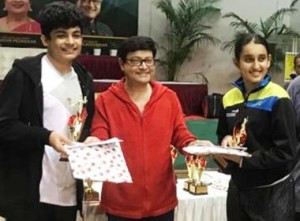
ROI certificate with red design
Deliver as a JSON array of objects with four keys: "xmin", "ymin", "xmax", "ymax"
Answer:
[{"xmin": 65, "ymin": 138, "xmax": 132, "ymax": 183}]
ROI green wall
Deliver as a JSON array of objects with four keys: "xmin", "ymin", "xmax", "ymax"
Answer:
[{"xmin": 174, "ymin": 119, "xmax": 219, "ymax": 170}]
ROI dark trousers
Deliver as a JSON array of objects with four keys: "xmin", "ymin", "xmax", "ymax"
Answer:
[
  {"xmin": 0, "ymin": 201, "xmax": 38, "ymax": 221},
  {"xmin": 227, "ymin": 177, "xmax": 295, "ymax": 221},
  {"xmin": 295, "ymin": 212, "xmax": 300, "ymax": 221},
  {"xmin": 37, "ymin": 202, "xmax": 77, "ymax": 221},
  {"xmin": 107, "ymin": 209, "xmax": 174, "ymax": 221},
  {"xmin": 0, "ymin": 205, "xmax": 38, "ymax": 221}
]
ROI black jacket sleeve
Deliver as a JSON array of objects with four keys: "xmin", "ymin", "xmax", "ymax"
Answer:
[{"xmin": 0, "ymin": 66, "xmax": 51, "ymax": 150}]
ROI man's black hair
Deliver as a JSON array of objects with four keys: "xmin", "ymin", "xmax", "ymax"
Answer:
[{"xmin": 37, "ymin": 1, "xmax": 85, "ymax": 39}]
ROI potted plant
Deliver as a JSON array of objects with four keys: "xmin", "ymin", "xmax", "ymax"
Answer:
[
  {"xmin": 155, "ymin": 0, "xmax": 221, "ymax": 81},
  {"xmin": 222, "ymin": 0, "xmax": 300, "ymax": 73}
]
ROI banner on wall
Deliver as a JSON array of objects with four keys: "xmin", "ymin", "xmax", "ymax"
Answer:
[
  {"xmin": 0, "ymin": 0, "xmax": 138, "ymax": 53},
  {"xmin": 284, "ymin": 52, "xmax": 298, "ymax": 81}
]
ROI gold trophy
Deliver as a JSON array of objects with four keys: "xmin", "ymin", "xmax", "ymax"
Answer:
[
  {"xmin": 83, "ymin": 178, "xmax": 99, "ymax": 202},
  {"xmin": 184, "ymin": 155, "xmax": 194, "ymax": 191},
  {"xmin": 188, "ymin": 156, "xmax": 208, "ymax": 195},
  {"xmin": 170, "ymin": 145, "xmax": 178, "ymax": 182},
  {"xmin": 60, "ymin": 96, "xmax": 88, "ymax": 162},
  {"xmin": 66, "ymin": 97, "xmax": 101, "ymax": 202},
  {"xmin": 68, "ymin": 97, "xmax": 101, "ymax": 202},
  {"xmin": 170, "ymin": 145, "xmax": 178, "ymax": 165}
]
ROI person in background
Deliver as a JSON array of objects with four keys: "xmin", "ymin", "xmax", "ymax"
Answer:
[
  {"xmin": 285, "ymin": 54, "xmax": 300, "ymax": 89},
  {"xmin": 76, "ymin": 0, "xmax": 113, "ymax": 55},
  {"xmin": 0, "ymin": 2, "xmax": 94, "ymax": 221},
  {"xmin": 85, "ymin": 36, "xmax": 213, "ymax": 220},
  {"xmin": 290, "ymin": 54, "xmax": 300, "ymax": 80},
  {"xmin": 0, "ymin": 0, "xmax": 40, "ymax": 33},
  {"xmin": 287, "ymin": 55, "xmax": 300, "ymax": 221},
  {"xmin": 217, "ymin": 33, "xmax": 297, "ymax": 221},
  {"xmin": 76, "ymin": 0, "xmax": 112, "ymax": 36}
]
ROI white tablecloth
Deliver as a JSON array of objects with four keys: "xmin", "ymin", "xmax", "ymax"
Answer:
[
  {"xmin": 80, "ymin": 171, "xmax": 229, "ymax": 221},
  {"xmin": 175, "ymin": 171, "xmax": 229, "ymax": 221}
]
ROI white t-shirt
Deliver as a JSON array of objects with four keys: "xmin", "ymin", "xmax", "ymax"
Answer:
[{"xmin": 39, "ymin": 55, "xmax": 82, "ymax": 206}]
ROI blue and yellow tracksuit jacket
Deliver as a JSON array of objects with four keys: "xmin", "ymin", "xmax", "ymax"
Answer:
[{"xmin": 217, "ymin": 75, "xmax": 298, "ymax": 189}]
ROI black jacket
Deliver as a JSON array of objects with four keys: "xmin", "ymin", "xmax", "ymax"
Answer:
[{"xmin": 0, "ymin": 53, "xmax": 94, "ymax": 214}]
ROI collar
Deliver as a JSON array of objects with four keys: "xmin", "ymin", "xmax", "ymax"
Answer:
[{"xmin": 232, "ymin": 75, "xmax": 271, "ymax": 94}]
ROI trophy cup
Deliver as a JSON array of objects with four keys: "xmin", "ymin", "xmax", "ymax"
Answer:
[
  {"xmin": 170, "ymin": 145, "xmax": 178, "ymax": 165},
  {"xmin": 68, "ymin": 96, "xmax": 88, "ymax": 142},
  {"xmin": 170, "ymin": 145, "xmax": 178, "ymax": 182},
  {"xmin": 60, "ymin": 96, "xmax": 88, "ymax": 162},
  {"xmin": 232, "ymin": 118, "xmax": 248, "ymax": 147},
  {"xmin": 184, "ymin": 155, "xmax": 194, "ymax": 191},
  {"xmin": 83, "ymin": 178, "xmax": 100, "ymax": 202},
  {"xmin": 189, "ymin": 156, "xmax": 208, "ymax": 195}
]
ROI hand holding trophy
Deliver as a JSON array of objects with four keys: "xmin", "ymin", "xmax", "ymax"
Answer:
[{"xmin": 60, "ymin": 96, "xmax": 88, "ymax": 162}]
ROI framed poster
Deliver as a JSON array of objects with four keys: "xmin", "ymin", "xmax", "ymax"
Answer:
[
  {"xmin": 284, "ymin": 52, "xmax": 298, "ymax": 81},
  {"xmin": 0, "ymin": 0, "xmax": 138, "ymax": 52}
]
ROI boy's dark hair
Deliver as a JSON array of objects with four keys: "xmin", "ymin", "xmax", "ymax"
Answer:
[
  {"xmin": 37, "ymin": 1, "xmax": 85, "ymax": 39},
  {"xmin": 117, "ymin": 36, "xmax": 157, "ymax": 61},
  {"xmin": 234, "ymin": 33, "xmax": 270, "ymax": 60}
]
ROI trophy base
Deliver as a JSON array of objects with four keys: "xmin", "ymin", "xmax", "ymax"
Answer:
[
  {"xmin": 84, "ymin": 191, "xmax": 99, "ymax": 202},
  {"xmin": 183, "ymin": 180, "xmax": 192, "ymax": 191},
  {"xmin": 189, "ymin": 182, "xmax": 208, "ymax": 195}
]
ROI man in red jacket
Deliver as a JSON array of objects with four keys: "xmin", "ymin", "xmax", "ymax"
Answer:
[{"xmin": 87, "ymin": 36, "xmax": 213, "ymax": 220}]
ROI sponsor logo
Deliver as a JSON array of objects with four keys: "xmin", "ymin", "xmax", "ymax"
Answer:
[{"xmin": 226, "ymin": 108, "xmax": 239, "ymax": 117}]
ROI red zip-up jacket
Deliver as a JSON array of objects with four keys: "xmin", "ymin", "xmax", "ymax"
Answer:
[{"xmin": 91, "ymin": 78, "xmax": 196, "ymax": 218}]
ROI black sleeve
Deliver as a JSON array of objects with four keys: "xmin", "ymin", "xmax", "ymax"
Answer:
[
  {"xmin": 0, "ymin": 67, "xmax": 50, "ymax": 150},
  {"xmin": 242, "ymin": 98, "xmax": 298, "ymax": 170}
]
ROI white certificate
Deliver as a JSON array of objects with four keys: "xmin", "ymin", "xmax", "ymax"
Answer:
[
  {"xmin": 65, "ymin": 137, "xmax": 132, "ymax": 183},
  {"xmin": 183, "ymin": 145, "xmax": 251, "ymax": 157}
]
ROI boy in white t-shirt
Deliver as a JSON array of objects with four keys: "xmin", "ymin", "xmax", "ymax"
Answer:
[{"xmin": 0, "ymin": 2, "xmax": 94, "ymax": 221}]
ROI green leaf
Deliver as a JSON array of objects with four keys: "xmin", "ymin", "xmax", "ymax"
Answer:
[{"xmin": 155, "ymin": 0, "xmax": 221, "ymax": 81}]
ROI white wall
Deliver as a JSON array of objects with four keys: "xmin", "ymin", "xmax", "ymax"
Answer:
[
  {"xmin": 0, "ymin": 47, "xmax": 46, "ymax": 79},
  {"xmin": 138, "ymin": 0, "xmax": 293, "ymax": 93}
]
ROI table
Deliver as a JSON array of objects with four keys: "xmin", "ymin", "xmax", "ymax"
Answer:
[
  {"xmin": 175, "ymin": 171, "xmax": 229, "ymax": 221},
  {"xmin": 93, "ymin": 79, "xmax": 208, "ymax": 116},
  {"xmin": 80, "ymin": 171, "xmax": 229, "ymax": 221}
]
